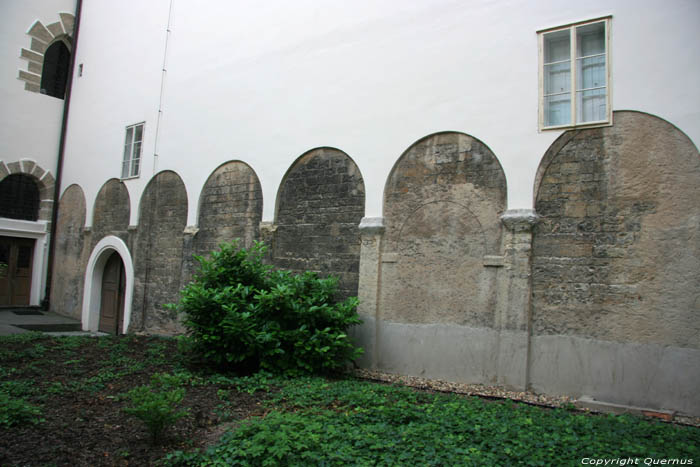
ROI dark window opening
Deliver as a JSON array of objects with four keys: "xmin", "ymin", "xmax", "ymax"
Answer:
[
  {"xmin": 0, "ymin": 175, "xmax": 40, "ymax": 221},
  {"xmin": 40, "ymin": 41, "xmax": 70, "ymax": 99}
]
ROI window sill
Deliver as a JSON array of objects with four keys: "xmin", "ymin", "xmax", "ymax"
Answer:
[
  {"xmin": 540, "ymin": 119, "xmax": 612, "ymax": 132},
  {"xmin": 120, "ymin": 175, "xmax": 140, "ymax": 181}
]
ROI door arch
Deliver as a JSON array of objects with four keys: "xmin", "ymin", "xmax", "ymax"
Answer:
[{"xmin": 82, "ymin": 236, "xmax": 134, "ymax": 333}]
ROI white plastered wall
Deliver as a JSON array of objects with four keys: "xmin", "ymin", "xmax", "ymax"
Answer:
[{"xmin": 61, "ymin": 0, "xmax": 700, "ymax": 226}]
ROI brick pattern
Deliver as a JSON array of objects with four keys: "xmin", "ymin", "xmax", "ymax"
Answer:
[
  {"xmin": 51, "ymin": 185, "xmax": 86, "ymax": 319},
  {"xmin": 92, "ymin": 179, "xmax": 131, "ymax": 246},
  {"xmin": 381, "ymin": 132, "xmax": 506, "ymax": 325},
  {"xmin": 532, "ymin": 112, "xmax": 700, "ymax": 348},
  {"xmin": 132, "ymin": 172, "xmax": 187, "ymax": 333},
  {"xmin": 273, "ymin": 148, "xmax": 365, "ymax": 300},
  {"xmin": 195, "ymin": 161, "xmax": 263, "ymax": 256}
]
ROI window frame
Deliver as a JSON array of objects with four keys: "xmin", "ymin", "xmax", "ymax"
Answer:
[
  {"xmin": 121, "ymin": 122, "xmax": 145, "ymax": 180},
  {"xmin": 538, "ymin": 16, "xmax": 612, "ymax": 131}
]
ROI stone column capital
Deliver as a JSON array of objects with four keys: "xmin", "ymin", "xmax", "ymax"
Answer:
[
  {"xmin": 500, "ymin": 209, "xmax": 540, "ymax": 232},
  {"xmin": 358, "ymin": 217, "xmax": 385, "ymax": 235}
]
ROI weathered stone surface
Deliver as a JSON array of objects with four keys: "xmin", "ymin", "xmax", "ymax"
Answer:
[
  {"xmin": 27, "ymin": 62, "xmax": 42, "ymax": 75},
  {"xmin": 132, "ymin": 171, "xmax": 187, "ymax": 334},
  {"xmin": 92, "ymin": 179, "xmax": 130, "ymax": 246},
  {"xmin": 51, "ymin": 185, "xmax": 86, "ymax": 319},
  {"xmin": 59, "ymin": 13, "xmax": 75, "ymax": 35},
  {"xmin": 30, "ymin": 38, "xmax": 47, "ymax": 54},
  {"xmin": 195, "ymin": 161, "xmax": 262, "ymax": 256},
  {"xmin": 533, "ymin": 111, "xmax": 700, "ymax": 350},
  {"xmin": 272, "ymin": 148, "xmax": 365, "ymax": 299},
  {"xmin": 380, "ymin": 132, "xmax": 506, "ymax": 326},
  {"xmin": 21, "ymin": 48, "xmax": 43, "ymax": 64},
  {"xmin": 46, "ymin": 22, "xmax": 64, "ymax": 38},
  {"xmin": 28, "ymin": 21, "xmax": 53, "ymax": 44}
]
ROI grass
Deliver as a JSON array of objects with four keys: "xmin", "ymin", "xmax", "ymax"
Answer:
[{"xmin": 0, "ymin": 333, "xmax": 697, "ymax": 466}]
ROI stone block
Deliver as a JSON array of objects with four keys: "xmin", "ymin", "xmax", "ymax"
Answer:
[
  {"xmin": 28, "ymin": 62, "xmax": 42, "ymax": 74},
  {"xmin": 30, "ymin": 38, "xmax": 47, "ymax": 54},
  {"xmin": 19, "ymin": 70, "xmax": 41, "ymax": 84},
  {"xmin": 27, "ymin": 21, "xmax": 54, "ymax": 43},
  {"xmin": 60, "ymin": 13, "xmax": 75, "ymax": 35},
  {"xmin": 46, "ymin": 22, "xmax": 64, "ymax": 37},
  {"xmin": 21, "ymin": 48, "xmax": 44, "ymax": 64}
]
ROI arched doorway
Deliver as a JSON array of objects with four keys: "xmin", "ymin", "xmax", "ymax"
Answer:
[
  {"xmin": 82, "ymin": 236, "xmax": 134, "ymax": 334},
  {"xmin": 98, "ymin": 252, "xmax": 125, "ymax": 335}
]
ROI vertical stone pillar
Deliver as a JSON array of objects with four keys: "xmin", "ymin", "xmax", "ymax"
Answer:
[
  {"xmin": 354, "ymin": 217, "xmax": 385, "ymax": 368},
  {"xmin": 495, "ymin": 209, "xmax": 539, "ymax": 390},
  {"xmin": 258, "ymin": 221, "xmax": 277, "ymax": 263}
]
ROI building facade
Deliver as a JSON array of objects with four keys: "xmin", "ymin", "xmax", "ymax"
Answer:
[{"xmin": 2, "ymin": 0, "xmax": 699, "ymax": 416}]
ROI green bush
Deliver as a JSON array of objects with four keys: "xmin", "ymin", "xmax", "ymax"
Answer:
[
  {"xmin": 0, "ymin": 391, "xmax": 43, "ymax": 428},
  {"xmin": 122, "ymin": 373, "xmax": 188, "ymax": 444},
  {"xmin": 171, "ymin": 241, "xmax": 363, "ymax": 375}
]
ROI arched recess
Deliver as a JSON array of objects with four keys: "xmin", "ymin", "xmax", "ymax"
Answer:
[
  {"xmin": 273, "ymin": 147, "xmax": 365, "ymax": 299},
  {"xmin": 132, "ymin": 171, "xmax": 187, "ymax": 334},
  {"xmin": 92, "ymin": 178, "xmax": 130, "ymax": 245},
  {"xmin": 376, "ymin": 131, "xmax": 506, "ymax": 382},
  {"xmin": 18, "ymin": 13, "xmax": 75, "ymax": 96},
  {"xmin": 51, "ymin": 184, "xmax": 86, "ymax": 319},
  {"xmin": 195, "ymin": 160, "xmax": 263, "ymax": 256},
  {"xmin": 0, "ymin": 159, "xmax": 55, "ymax": 222},
  {"xmin": 531, "ymin": 111, "xmax": 700, "ymax": 414},
  {"xmin": 82, "ymin": 236, "xmax": 134, "ymax": 333}
]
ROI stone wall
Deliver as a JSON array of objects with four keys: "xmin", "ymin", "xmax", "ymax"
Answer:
[
  {"xmin": 370, "ymin": 132, "xmax": 507, "ymax": 383},
  {"xmin": 531, "ymin": 111, "xmax": 700, "ymax": 414},
  {"xmin": 51, "ymin": 184, "xmax": 86, "ymax": 319},
  {"xmin": 132, "ymin": 171, "xmax": 188, "ymax": 334},
  {"xmin": 272, "ymin": 148, "xmax": 365, "ymax": 299},
  {"xmin": 195, "ymin": 161, "xmax": 263, "ymax": 257},
  {"xmin": 91, "ymin": 179, "xmax": 130, "ymax": 247}
]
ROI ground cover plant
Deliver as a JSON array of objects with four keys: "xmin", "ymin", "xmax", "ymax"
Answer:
[
  {"xmin": 171, "ymin": 241, "xmax": 363, "ymax": 375},
  {"xmin": 1, "ymin": 333, "xmax": 698, "ymax": 466}
]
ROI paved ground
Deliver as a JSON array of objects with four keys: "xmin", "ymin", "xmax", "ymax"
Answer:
[{"xmin": 0, "ymin": 307, "xmax": 104, "ymax": 336}]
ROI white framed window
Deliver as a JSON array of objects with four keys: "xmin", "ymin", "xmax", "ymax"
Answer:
[
  {"xmin": 538, "ymin": 17, "xmax": 611, "ymax": 130},
  {"xmin": 122, "ymin": 122, "xmax": 144, "ymax": 178}
]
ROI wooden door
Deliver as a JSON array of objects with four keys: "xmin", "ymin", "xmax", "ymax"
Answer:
[
  {"xmin": 99, "ymin": 252, "xmax": 125, "ymax": 335},
  {"xmin": 0, "ymin": 236, "xmax": 35, "ymax": 306}
]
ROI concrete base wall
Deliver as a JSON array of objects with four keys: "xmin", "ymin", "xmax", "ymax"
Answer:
[{"xmin": 530, "ymin": 335, "xmax": 700, "ymax": 415}]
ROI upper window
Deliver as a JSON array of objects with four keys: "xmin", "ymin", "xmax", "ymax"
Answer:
[
  {"xmin": 122, "ymin": 123, "xmax": 144, "ymax": 179},
  {"xmin": 539, "ymin": 17, "xmax": 611, "ymax": 130},
  {"xmin": 40, "ymin": 40, "xmax": 71, "ymax": 99}
]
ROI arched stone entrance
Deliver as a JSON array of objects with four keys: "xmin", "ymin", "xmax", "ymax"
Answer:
[{"xmin": 82, "ymin": 236, "xmax": 134, "ymax": 334}]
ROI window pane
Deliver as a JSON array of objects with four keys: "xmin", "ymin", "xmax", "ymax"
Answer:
[
  {"xmin": 544, "ymin": 62, "xmax": 570, "ymax": 95},
  {"xmin": 122, "ymin": 160, "xmax": 130, "ymax": 179},
  {"xmin": 544, "ymin": 29, "xmax": 570, "ymax": 63},
  {"xmin": 124, "ymin": 127, "xmax": 134, "ymax": 146},
  {"xmin": 576, "ymin": 22, "xmax": 605, "ymax": 58},
  {"xmin": 134, "ymin": 124, "xmax": 143, "ymax": 143},
  {"xmin": 133, "ymin": 141, "xmax": 142, "ymax": 159},
  {"xmin": 545, "ymin": 93, "xmax": 571, "ymax": 126},
  {"xmin": 131, "ymin": 158, "xmax": 140, "ymax": 177},
  {"xmin": 123, "ymin": 142, "xmax": 132, "ymax": 163},
  {"xmin": 577, "ymin": 88, "xmax": 606, "ymax": 123},
  {"xmin": 577, "ymin": 55, "xmax": 605, "ymax": 90}
]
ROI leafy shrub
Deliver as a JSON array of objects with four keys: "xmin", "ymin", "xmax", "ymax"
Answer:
[
  {"xmin": 171, "ymin": 241, "xmax": 362, "ymax": 375},
  {"xmin": 0, "ymin": 391, "xmax": 43, "ymax": 428},
  {"xmin": 122, "ymin": 372, "xmax": 188, "ymax": 444}
]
